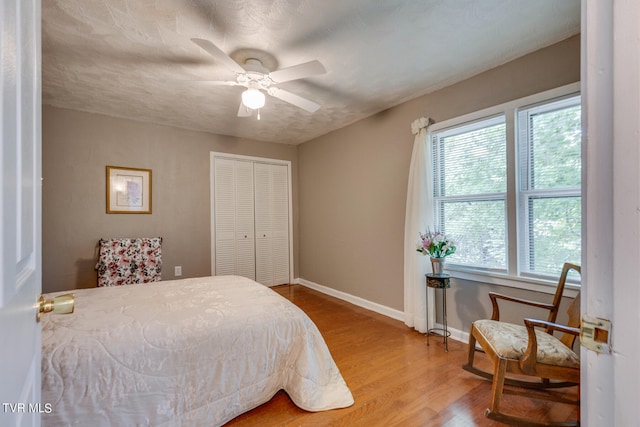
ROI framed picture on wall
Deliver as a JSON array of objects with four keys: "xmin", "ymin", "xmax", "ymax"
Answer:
[{"xmin": 106, "ymin": 166, "xmax": 152, "ymax": 214}]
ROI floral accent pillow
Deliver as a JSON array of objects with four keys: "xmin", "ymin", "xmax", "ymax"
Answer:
[{"xmin": 96, "ymin": 237, "xmax": 162, "ymax": 286}]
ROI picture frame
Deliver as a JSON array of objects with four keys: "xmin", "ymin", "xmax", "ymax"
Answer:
[{"xmin": 106, "ymin": 166, "xmax": 152, "ymax": 214}]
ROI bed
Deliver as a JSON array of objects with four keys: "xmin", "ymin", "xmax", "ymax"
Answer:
[{"xmin": 41, "ymin": 275, "xmax": 354, "ymax": 426}]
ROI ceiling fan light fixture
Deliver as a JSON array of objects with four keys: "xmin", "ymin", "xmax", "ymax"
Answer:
[{"xmin": 241, "ymin": 88, "xmax": 265, "ymax": 110}]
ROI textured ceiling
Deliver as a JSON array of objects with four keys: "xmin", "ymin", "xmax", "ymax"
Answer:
[{"xmin": 42, "ymin": 0, "xmax": 581, "ymax": 145}]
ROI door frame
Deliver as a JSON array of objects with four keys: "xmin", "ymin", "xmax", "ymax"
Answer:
[{"xmin": 209, "ymin": 152, "xmax": 294, "ymax": 284}]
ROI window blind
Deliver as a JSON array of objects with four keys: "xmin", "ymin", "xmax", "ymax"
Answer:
[
  {"xmin": 432, "ymin": 115, "xmax": 507, "ymax": 271},
  {"xmin": 517, "ymin": 95, "xmax": 581, "ymax": 276}
]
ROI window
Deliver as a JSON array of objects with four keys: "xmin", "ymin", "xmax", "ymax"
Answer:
[
  {"xmin": 517, "ymin": 96, "xmax": 581, "ymax": 277},
  {"xmin": 432, "ymin": 115, "xmax": 507, "ymax": 271},
  {"xmin": 431, "ymin": 85, "xmax": 581, "ymax": 285}
]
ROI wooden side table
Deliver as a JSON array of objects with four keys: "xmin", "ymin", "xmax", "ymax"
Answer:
[{"xmin": 425, "ymin": 273, "xmax": 451, "ymax": 352}]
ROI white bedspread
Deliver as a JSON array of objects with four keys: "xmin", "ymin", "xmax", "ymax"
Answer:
[{"xmin": 41, "ymin": 275, "xmax": 353, "ymax": 426}]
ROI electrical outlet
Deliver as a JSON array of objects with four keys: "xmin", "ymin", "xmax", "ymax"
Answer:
[{"xmin": 174, "ymin": 266, "xmax": 182, "ymax": 277}]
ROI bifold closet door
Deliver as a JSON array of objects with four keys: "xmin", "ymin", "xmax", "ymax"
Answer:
[
  {"xmin": 214, "ymin": 158, "xmax": 255, "ymax": 279},
  {"xmin": 254, "ymin": 163, "xmax": 290, "ymax": 286}
]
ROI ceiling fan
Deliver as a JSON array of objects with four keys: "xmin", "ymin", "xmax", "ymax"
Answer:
[{"xmin": 191, "ymin": 38, "xmax": 326, "ymax": 118}]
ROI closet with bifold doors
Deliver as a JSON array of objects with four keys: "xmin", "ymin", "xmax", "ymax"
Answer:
[{"xmin": 211, "ymin": 153, "xmax": 291, "ymax": 286}]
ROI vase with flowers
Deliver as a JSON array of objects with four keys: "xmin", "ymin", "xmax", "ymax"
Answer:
[{"xmin": 416, "ymin": 229, "xmax": 456, "ymax": 275}]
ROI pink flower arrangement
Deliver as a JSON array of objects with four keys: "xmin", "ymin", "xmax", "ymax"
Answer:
[{"xmin": 416, "ymin": 229, "xmax": 456, "ymax": 258}]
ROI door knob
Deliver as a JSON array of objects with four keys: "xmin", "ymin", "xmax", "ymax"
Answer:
[{"xmin": 37, "ymin": 293, "xmax": 75, "ymax": 322}]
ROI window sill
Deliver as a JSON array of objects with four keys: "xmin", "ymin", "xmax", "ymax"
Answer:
[{"xmin": 444, "ymin": 266, "xmax": 580, "ymax": 298}]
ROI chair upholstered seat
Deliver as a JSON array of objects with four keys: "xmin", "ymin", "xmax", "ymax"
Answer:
[{"xmin": 473, "ymin": 319, "xmax": 580, "ymax": 369}]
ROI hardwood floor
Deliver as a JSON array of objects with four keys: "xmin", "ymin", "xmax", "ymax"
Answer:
[{"xmin": 226, "ymin": 284, "xmax": 579, "ymax": 426}]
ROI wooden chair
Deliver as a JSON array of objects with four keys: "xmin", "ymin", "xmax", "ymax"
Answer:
[{"xmin": 462, "ymin": 263, "xmax": 581, "ymax": 426}]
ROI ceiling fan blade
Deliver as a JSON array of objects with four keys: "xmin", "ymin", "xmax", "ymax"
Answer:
[
  {"xmin": 171, "ymin": 80, "xmax": 238, "ymax": 86},
  {"xmin": 191, "ymin": 38, "xmax": 246, "ymax": 75},
  {"xmin": 196, "ymin": 80, "xmax": 239, "ymax": 86},
  {"xmin": 237, "ymin": 101, "xmax": 252, "ymax": 117},
  {"xmin": 269, "ymin": 60, "xmax": 326, "ymax": 83},
  {"xmin": 268, "ymin": 87, "xmax": 321, "ymax": 113}
]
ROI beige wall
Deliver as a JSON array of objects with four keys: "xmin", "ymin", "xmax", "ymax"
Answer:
[
  {"xmin": 43, "ymin": 35, "xmax": 580, "ymax": 331},
  {"xmin": 42, "ymin": 107, "xmax": 299, "ymax": 293},
  {"xmin": 297, "ymin": 35, "xmax": 581, "ymax": 330}
]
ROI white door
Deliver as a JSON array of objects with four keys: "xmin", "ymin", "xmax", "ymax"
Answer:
[
  {"xmin": 211, "ymin": 154, "xmax": 292, "ymax": 286},
  {"xmin": 582, "ymin": 0, "xmax": 640, "ymax": 424},
  {"xmin": 270, "ymin": 165, "xmax": 290, "ymax": 285},
  {"xmin": 213, "ymin": 158, "xmax": 256, "ymax": 279},
  {"xmin": 254, "ymin": 163, "xmax": 290, "ymax": 286},
  {"xmin": 0, "ymin": 0, "xmax": 43, "ymax": 426},
  {"xmin": 254, "ymin": 163, "xmax": 274, "ymax": 285},
  {"xmin": 213, "ymin": 158, "xmax": 238, "ymax": 275},
  {"xmin": 233, "ymin": 160, "xmax": 256, "ymax": 279}
]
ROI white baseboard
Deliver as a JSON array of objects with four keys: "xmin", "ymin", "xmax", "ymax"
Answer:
[
  {"xmin": 294, "ymin": 277, "xmax": 468, "ymax": 344},
  {"xmin": 294, "ymin": 277, "xmax": 405, "ymax": 321}
]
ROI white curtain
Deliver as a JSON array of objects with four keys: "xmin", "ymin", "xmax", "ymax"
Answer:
[{"xmin": 404, "ymin": 117, "xmax": 435, "ymax": 333}]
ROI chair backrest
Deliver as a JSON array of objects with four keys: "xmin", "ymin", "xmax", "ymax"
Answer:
[
  {"xmin": 560, "ymin": 291, "xmax": 581, "ymax": 349},
  {"xmin": 96, "ymin": 237, "xmax": 162, "ymax": 286},
  {"xmin": 547, "ymin": 263, "xmax": 581, "ymax": 349},
  {"xmin": 547, "ymin": 262, "xmax": 581, "ymax": 325}
]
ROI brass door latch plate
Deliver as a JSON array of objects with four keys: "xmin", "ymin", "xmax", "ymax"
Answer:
[{"xmin": 580, "ymin": 316, "xmax": 611, "ymax": 354}]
